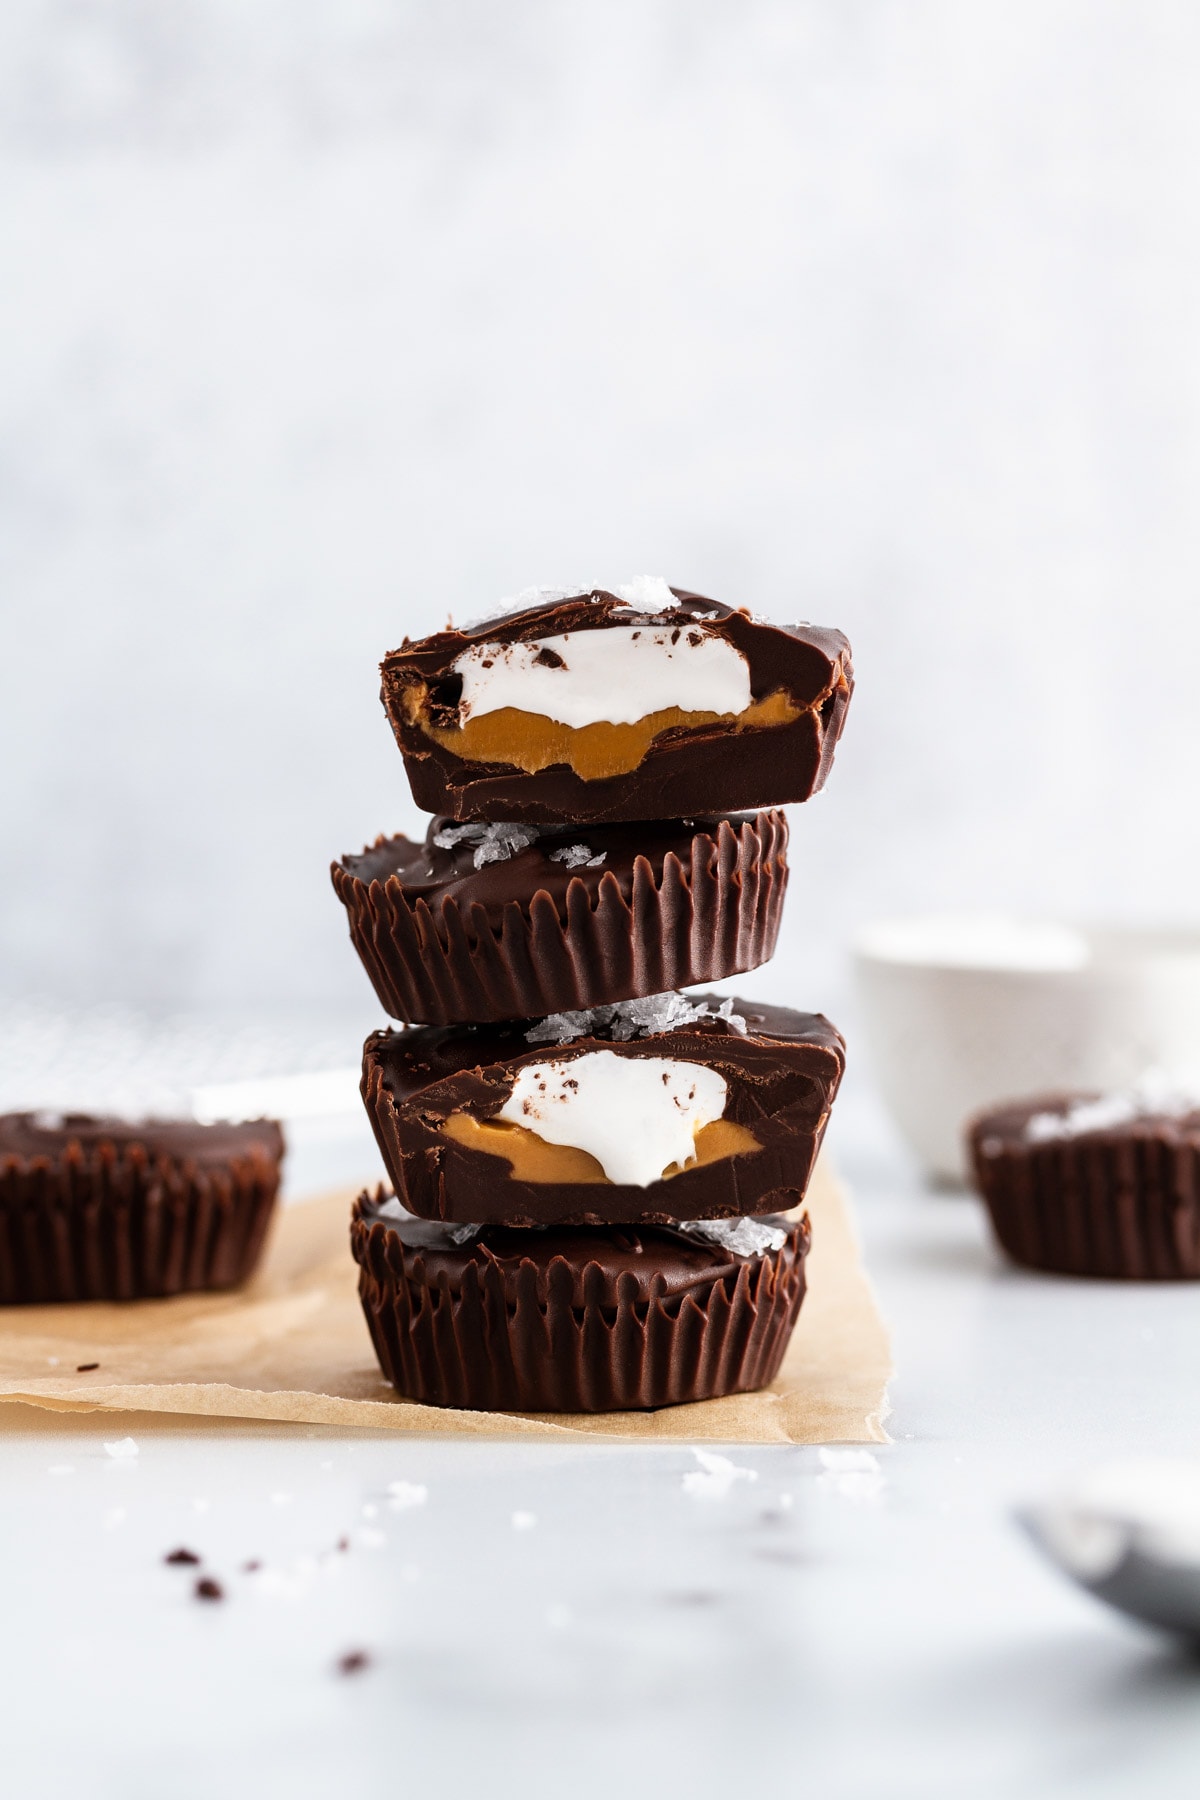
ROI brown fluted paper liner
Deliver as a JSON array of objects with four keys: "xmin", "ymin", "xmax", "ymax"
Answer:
[{"xmin": 0, "ymin": 1158, "xmax": 892, "ymax": 1443}]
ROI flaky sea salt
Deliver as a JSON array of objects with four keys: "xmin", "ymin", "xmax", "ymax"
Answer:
[
  {"xmin": 677, "ymin": 1216, "xmax": 788, "ymax": 1256},
  {"xmin": 458, "ymin": 587, "xmax": 587, "ymax": 632},
  {"xmin": 511, "ymin": 1510, "xmax": 538, "ymax": 1531},
  {"xmin": 1024, "ymin": 1073, "xmax": 1200, "ymax": 1142},
  {"xmin": 459, "ymin": 578, "xmax": 679, "ymax": 633},
  {"xmin": 432, "ymin": 821, "xmax": 539, "ymax": 868},
  {"xmin": 682, "ymin": 1449, "xmax": 758, "ymax": 1499},
  {"xmin": 612, "ymin": 575, "xmax": 679, "ymax": 613},
  {"xmin": 446, "ymin": 1222, "xmax": 479, "ymax": 1247},
  {"xmin": 103, "ymin": 1438, "xmax": 138, "ymax": 1459},
  {"xmin": 548, "ymin": 844, "xmax": 607, "ymax": 870},
  {"xmin": 817, "ymin": 1448, "xmax": 885, "ymax": 1502},
  {"xmin": 526, "ymin": 991, "xmax": 746, "ymax": 1047},
  {"xmin": 387, "ymin": 1480, "xmax": 429, "ymax": 1510}
]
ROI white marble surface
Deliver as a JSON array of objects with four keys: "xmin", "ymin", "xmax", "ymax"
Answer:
[{"xmin": 4, "ymin": 1091, "xmax": 1200, "ymax": 1800}]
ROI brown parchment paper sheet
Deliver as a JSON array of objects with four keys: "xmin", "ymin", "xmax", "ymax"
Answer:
[{"xmin": 0, "ymin": 1159, "xmax": 892, "ymax": 1443}]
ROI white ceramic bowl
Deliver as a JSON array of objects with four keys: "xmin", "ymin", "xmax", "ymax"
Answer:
[{"xmin": 854, "ymin": 916, "xmax": 1200, "ymax": 1183}]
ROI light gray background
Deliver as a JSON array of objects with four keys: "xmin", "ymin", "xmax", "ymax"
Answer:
[{"xmin": 4, "ymin": 1, "xmax": 1200, "ymax": 1017}]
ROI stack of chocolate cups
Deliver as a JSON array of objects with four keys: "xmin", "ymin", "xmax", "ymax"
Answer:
[{"xmin": 334, "ymin": 582, "xmax": 854, "ymax": 1413}]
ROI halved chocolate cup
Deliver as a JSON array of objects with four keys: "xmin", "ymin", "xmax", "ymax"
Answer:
[
  {"xmin": 380, "ymin": 588, "xmax": 852, "ymax": 824},
  {"xmin": 360, "ymin": 994, "xmax": 844, "ymax": 1228},
  {"xmin": 332, "ymin": 811, "xmax": 787, "ymax": 1025},
  {"xmin": 350, "ymin": 1190, "xmax": 811, "ymax": 1412},
  {"xmin": 0, "ymin": 1113, "xmax": 284, "ymax": 1303}
]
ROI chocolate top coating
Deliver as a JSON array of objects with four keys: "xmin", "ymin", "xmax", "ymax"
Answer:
[
  {"xmin": 338, "ymin": 812, "xmax": 769, "ymax": 923},
  {"xmin": 371, "ymin": 996, "xmax": 842, "ymax": 1104},
  {"xmin": 386, "ymin": 589, "xmax": 848, "ymax": 694},
  {"xmin": 356, "ymin": 1194, "xmax": 806, "ymax": 1305},
  {"xmin": 0, "ymin": 1112, "xmax": 284, "ymax": 1169},
  {"xmin": 971, "ymin": 1094, "xmax": 1200, "ymax": 1150}
]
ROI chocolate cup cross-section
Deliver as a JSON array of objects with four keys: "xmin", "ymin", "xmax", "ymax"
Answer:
[
  {"xmin": 360, "ymin": 996, "xmax": 845, "ymax": 1228},
  {"xmin": 351, "ymin": 1192, "xmax": 812, "ymax": 1412},
  {"xmin": 380, "ymin": 588, "xmax": 853, "ymax": 824},
  {"xmin": 331, "ymin": 810, "xmax": 788, "ymax": 1025}
]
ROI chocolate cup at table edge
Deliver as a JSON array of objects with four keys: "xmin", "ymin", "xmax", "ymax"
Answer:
[
  {"xmin": 359, "ymin": 996, "xmax": 845, "ymax": 1228},
  {"xmin": 350, "ymin": 1190, "xmax": 811, "ymax": 1412},
  {"xmin": 0, "ymin": 1113, "xmax": 284, "ymax": 1304},
  {"xmin": 970, "ymin": 1094, "xmax": 1200, "ymax": 1280},
  {"xmin": 331, "ymin": 810, "xmax": 788, "ymax": 1025},
  {"xmin": 380, "ymin": 588, "xmax": 852, "ymax": 825}
]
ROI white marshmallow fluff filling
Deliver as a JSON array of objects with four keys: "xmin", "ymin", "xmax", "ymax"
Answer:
[
  {"xmin": 497, "ymin": 1051, "xmax": 729, "ymax": 1187},
  {"xmin": 451, "ymin": 628, "xmax": 752, "ymax": 731}
]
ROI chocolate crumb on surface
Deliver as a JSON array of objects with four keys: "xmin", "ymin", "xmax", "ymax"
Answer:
[
  {"xmin": 76, "ymin": 1362, "xmax": 99, "ymax": 1372},
  {"xmin": 336, "ymin": 1650, "xmax": 372, "ymax": 1676},
  {"xmin": 194, "ymin": 1577, "xmax": 225, "ymax": 1602},
  {"xmin": 242, "ymin": 1559, "xmax": 262, "ymax": 1573},
  {"xmin": 164, "ymin": 1548, "xmax": 202, "ymax": 1566}
]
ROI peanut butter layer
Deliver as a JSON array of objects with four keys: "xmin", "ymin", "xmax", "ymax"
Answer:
[
  {"xmin": 441, "ymin": 1111, "xmax": 759, "ymax": 1185},
  {"xmin": 414, "ymin": 691, "xmax": 800, "ymax": 782}
]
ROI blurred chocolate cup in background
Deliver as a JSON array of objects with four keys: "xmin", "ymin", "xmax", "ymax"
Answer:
[{"xmin": 854, "ymin": 916, "xmax": 1200, "ymax": 1184}]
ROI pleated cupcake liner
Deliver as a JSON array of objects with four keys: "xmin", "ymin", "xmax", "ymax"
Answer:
[
  {"xmin": 0, "ymin": 1145, "xmax": 282, "ymax": 1304},
  {"xmin": 332, "ymin": 811, "xmax": 788, "ymax": 1026},
  {"xmin": 349, "ymin": 1192, "xmax": 811, "ymax": 1412},
  {"xmin": 970, "ymin": 1131, "xmax": 1200, "ymax": 1280}
]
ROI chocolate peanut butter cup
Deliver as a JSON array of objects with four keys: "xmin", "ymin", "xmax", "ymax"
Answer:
[
  {"xmin": 970, "ymin": 1090, "xmax": 1200, "ymax": 1279},
  {"xmin": 351, "ymin": 1191, "xmax": 810, "ymax": 1412},
  {"xmin": 0, "ymin": 1112, "xmax": 284, "ymax": 1304},
  {"xmin": 381, "ymin": 584, "xmax": 852, "ymax": 824},
  {"xmin": 360, "ymin": 993, "xmax": 844, "ymax": 1228},
  {"xmin": 332, "ymin": 810, "xmax": 788, "ymax": 1025}
]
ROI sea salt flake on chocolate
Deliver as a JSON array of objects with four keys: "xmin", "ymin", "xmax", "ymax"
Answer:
[
  {"xmin": 1024, "ymin": 1072, "xmax": 1200, "ymax": 1142},
  {"xmin": 446, "ymin": 1222, "xmax": 479, "ymax": 1246},
  {"xmin": 458, "ymin": 587, "xmax": 592, "ymax": 633},
  {"xmin": 526, "ymin": 991, "xmax": 746, "ymax": 1046},
  {"xmin": 613, "ymin": 575, "xmax": 679, "ymax": 613},
  {"xmin": 432, "ymin": 820, "xmax": 538, "ymax": 868},
  {"xmin": 548, "ymin": 843, "xmax": 606, "ymax": 869},
  {"xmin": 678, "ymin": 1216, "xmax": 787, "ymax": 1256}
]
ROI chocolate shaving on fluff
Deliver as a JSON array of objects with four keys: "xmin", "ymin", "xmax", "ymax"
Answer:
[{"xmin": 526, "ymin": 992, "xmax": 747, "ymax": 1047}]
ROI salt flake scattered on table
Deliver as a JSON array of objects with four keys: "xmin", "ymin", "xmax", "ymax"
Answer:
[
  {"xmin": 358, "ymin": 1526, "xmax": 387, "ymax": 1550},
  {"xmin": 511, "ymin": 1510, "xmax": 538, "ymax": 1531},
  {"xmin": 682, "ymin": 1449, "xmax": 759, "ymax": 1499},
  {"xmin": 817, "ymin": 1448, "xmax": 885, "ymax": 1501},
  {"xmin": 104, "ymin": 1438, "xmax": 138, "ymax": 1459},
  {"xmin": 387, "ymin": 1480, "xmax": 429, "ymax": 1510}
]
